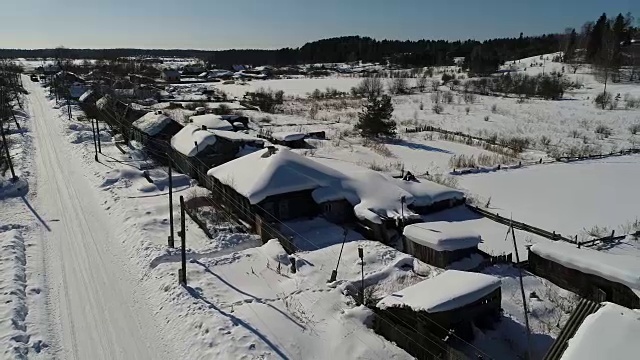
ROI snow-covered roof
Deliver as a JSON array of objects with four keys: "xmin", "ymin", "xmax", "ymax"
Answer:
[
  {"xmin": 271, "ymin": 131, "xmax": 306, "ymax": 142},
  {"xmin": 403, "ymin": 222, "xmax": 481, "ymax": 251},
  {"xmin": 393, "ymin": 178, "xmax": 464, "ymax": 206},
  {"xmin": 561, "ymin": 303, "xmax": 640, "ymax": 360},
  {"xmin": 133, "ymin": 111, "xmax": 173, "ymax": 136},
  {"xmin": 171, "ymin": 124, "xmax": 217, "ymax": 157},
  {"xmin": 208, "ymin": 148, "xmax": 463, "ymax": 224},
  {"xmin": 79, "ymin": 90, "xmax": 94, "ymax": 103},
  {"xmin": 208, "ymin": 147, "xmax": 343, "ymax": 204},
  {"xmin": 189, "ymin": 114, "xmax": 234, "ymax": 131},
  {"xmin": 210, "ymin": 130, "xmax": 263, "ymax": 143},
  {"xmin": 96, "ymin": 95, "xmax": 111, "ymax": 110},
  {"xmin": 530, "ymin": 241, "xmax": 640, "ymax": 297},
  {"xmin": 377, "ymin": 270, "xmax": 501, "ymax": 313}
]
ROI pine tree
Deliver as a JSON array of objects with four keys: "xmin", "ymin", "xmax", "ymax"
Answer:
[
  {"xmin": 587, "ymin": 13, "xmax": 608, "ymax": 62},
  {"xmin": 355, "ymin": 95, "xmax": 396, "ymax": 138},
  {"xmin": 564, "ymin": 29, "xmax": 578, "ymax": 63}
]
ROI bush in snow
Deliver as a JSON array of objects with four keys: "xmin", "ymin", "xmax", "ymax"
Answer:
[
  {"xmin": 491, "ymin": 104, "xmax": 498, "ymax": 113},
  {"xmin": 623, "ymin": 94, "xmax": 639, "ymax": 109},
  {"xmin": 465, "ymin": 106, "xmax": 470, "ymax": 115},
  {"xmin": 441, "ymin": 72, "xmax": 455, "ymax": 84},
  {"xmin": 594, "ymin": 124, "xmax": 612, "ymax": 138},
  {"xmin": 355, "ymin": 95, "xmax": 396, "ymax": 138},
  {"xmin": 443, "ymin": 91, "xmax": 454, "ymax": 104},
  {"xmin": 540, "ymin": 135, "xmax": 551, "ymax": 147},
  {"xmin": 432, "ymin": 103, "xmax": 444, "ymax": 114},
  {"xmin": 308, "ymin": 102, "xmax": 320, "ymax": 119},
  {"xmin": 212, "ymin": 103, "xmax": 231, "ymax": 115},
  {"xmin": 388, "ymin": 77, "xmax": 410, "ymax": 95},
  {"xmin": 244, "ymin": 88, "xmax": 284, "ymax": 113},
  {"xmin": 629, "ymin": 124, "xmax": 640, "ymax": 135},
  {"xmin": 484, "ymin": 115, "xmax": 490, "ymax": 122},
  {"xmin": 594, "ymin": 91, "xmax": 613, "ymax": 110},
  {"xmin": 430, "ymin": 91, "xmax": 441, "ymax": 104}
]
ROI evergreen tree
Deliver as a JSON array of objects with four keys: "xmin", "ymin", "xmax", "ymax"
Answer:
[
  {"xmin": 355, "ymin": 95, "xmax": 396, "ymax": 138},
  {"xmin": 564, "ymin": 29, "xmax": 578, "ymax": 63},
  {"xmin": 587, "ymin": 13, "xmax": 608, "ymax": 62}
]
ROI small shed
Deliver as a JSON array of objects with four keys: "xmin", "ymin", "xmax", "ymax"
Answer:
[
  {"xmin": 403, "ymin": 222, "xmax": 481, "ymax": 268},
  {"xmin": 161, "ymin": 69, "xmax": 181, "ymax": 82},
  {"xmin": 189, "ymin": 114, "xmax": 234, "ymax": 131},
  {"xmin": 131, "ymin": 111, "xmax": 183, "ymax": 163},
  {"xmin": 528, "ymin": 241, "xmax": 640, "ymax": 308},
  {"xmin": 375, "ymin": 270, "xmax": 501, "ymax": 359},
  {"xmin": 270, "ymin": 131, "xmax": 307, "ymax": 148}
]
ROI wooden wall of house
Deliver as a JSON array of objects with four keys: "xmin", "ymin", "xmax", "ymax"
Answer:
[
  {"xmin": 404, "ymin": 240, "xmax": 477, "ymax": 268},
  {"xmin": 528, "ymin": 252, "xmax": 640, "ymax": 308},
  {"xmin": 320, "ymin": 200, "xmax": 354, "ymax": 224},
  {"xmin": 257, "ymin": 190, "xmax": 320, "ymax": 222}
]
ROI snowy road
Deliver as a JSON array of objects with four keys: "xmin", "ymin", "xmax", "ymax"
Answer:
[{"xmin": 25, "ymin": 79, "xmax": 174, "ymax": 359}]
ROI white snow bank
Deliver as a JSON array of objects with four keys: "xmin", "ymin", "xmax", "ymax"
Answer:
[
  {"xmin": 132, "ymin": 111, "xmax": 172, "ymax": 136},
  {"xmin": 0, "ymin": 228, "xmax": 29, "ymax": 358},
  {"xmin": 189, "ymin": 114, "xmax": 233, "ymax": 131},
  {"xmin": 561, "ymin": 303, "xmax": 640, "ymax": 360},
  {"xmin": 377, "ymin": 270, "xmax": 501, "ymax": 313},
  {"xmin": 270, "ymin": 131, "xmax": 306, "ymax": 142},
  {"xmin": 530, "ymin": 241, "xmax": 640, "ymax": 297},
  {"xmin": 209, "ymin": 148, "xmax": 462, "ymax": 224},
  {"xmin": 403, "ymin": 222, "xmax": 481, "ymax": 251},
  {"xmin": 171, "ymin": 124, "xmax": 217, "ymax": 157}
]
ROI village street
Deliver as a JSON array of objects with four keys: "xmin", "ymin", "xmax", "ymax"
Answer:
[{"xmin": 21, "ymin": 77, "xmax": 176, "ymax": 360}]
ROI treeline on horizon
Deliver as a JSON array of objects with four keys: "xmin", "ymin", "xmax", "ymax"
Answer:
[
  {"xmin": 0, "ymin": 35, "xmax": 559, "ymax": 67},
  {"xmin": 1, "ymin": 12, "xmax": 635, "ymax": 73}
]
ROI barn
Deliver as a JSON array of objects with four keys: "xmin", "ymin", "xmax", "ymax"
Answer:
[
  {"xmin": 528, "ymin": 241, "xmax": 640, "ymax": 309},
  {"xmin": 374, "ymin": 270, "xmax": 502, "ymax": 360},
  {"xmin": 403, "ymin": 222, "xmax": 481, "ymax": 268}
]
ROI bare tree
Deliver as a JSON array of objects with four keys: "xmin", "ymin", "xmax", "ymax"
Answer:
[
  {"xmin": 388, "ymin": 77, "xmax": 409, "ymax": 95},
  {"xmin": 354, "ymin": 77, "xmax": 383, "ymax": 98},
  {"xmin": 596, "ymin": 24, "xmax": 617, "ymax": 109},
  {"xmin": 416, "ymin": 76, "xmax": 428, "ymax": 92}
]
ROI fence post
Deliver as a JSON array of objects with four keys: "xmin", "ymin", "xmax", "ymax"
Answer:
[
  {"xmin": 179, "ymin": 195, "xmax": 187, "ymax": 285},
  {"xmin": 91, "ymin": 119, "xmax": 98, "ymax": 162},
  {"xmin": 96, "ymin": 118, "xmax": 102, "ymax": 153},
  {"xmin": 167, "ymin": 154, "xmax": 175, "ymax": 247}
]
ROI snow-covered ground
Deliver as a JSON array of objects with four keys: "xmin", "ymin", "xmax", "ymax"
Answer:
[
  {"xmin": 214, "ymin": 77, "xmax": 364, "ymax": 98},
  {"xmin": 459, "ymin": 155, "xmax": 640, "ymax": 242}
]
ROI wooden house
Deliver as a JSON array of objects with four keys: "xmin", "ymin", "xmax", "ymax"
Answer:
[
  {"xmin": 206, "ymin": 147, "xmax": 466, "ymax": 246},
  {"xmin": 95, "ymin": 95, "xmax": 147, "ymax": 140},
  {"xmin": 170, "ymin": 125, "xmax": 264, "ymax": 183},
  {"xmin": 374, "ymin": 270, "xmax": 502, "ymax": 360},
  {"xmin": 528, "ymin": 241, "xmax": 640, "ymax": 309},
  {"xmin": 161, "ymin": 68, "xmax": 181, "ymax": 82},
  {"xmin": 78, "ymin": 89, "xmax": 101, "ymax": 119},
  {"xmin": 130, "ymin": 111, "xmax": 184, "ymax": 163},
  {"xmin": 403, "ymin": 222, "xmax": 481, "ymax": 268}
]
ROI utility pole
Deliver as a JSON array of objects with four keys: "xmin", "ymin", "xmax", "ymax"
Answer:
[
  {"xmin": 90, "ymin": 119, "xmax": 98, "ymax": 162},
  {"xmin": 358, "ymin": 247, "xmax": 364, "ymax": 305},
  {"xmin": 329, "ymin": 228, "xmax": 349, "ymax": 282},
  {"xmin": 510, "ymin": 218, "xmax": 532, "ymax": 360},
  {"xmin": 179, "ymin": 195, "xmax": 187, "ymax": 285},
  {"xmin": 95, "ymin": 118, "xmax": 101, "ymax": 153},
  {"xmin": 167, "ymin": 155, "xmax": 175, "ymax": 248}
]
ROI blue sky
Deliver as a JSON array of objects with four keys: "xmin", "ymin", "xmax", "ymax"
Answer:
[{"xmin": 1, "ymin": 0, "xmax": 637, "ymax": 49}]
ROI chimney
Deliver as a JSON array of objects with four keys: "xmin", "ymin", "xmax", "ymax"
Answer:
[
  {"xmin": 266, "ymin": 146, "xmax": 277, "ymax": 156},
  {"xmin": 155, "ymin": 110, "xmax": 163, "ymax": 115},
  {"xmin": 201, "ymin": 125, "xmax": 207, "ymax": 130}
]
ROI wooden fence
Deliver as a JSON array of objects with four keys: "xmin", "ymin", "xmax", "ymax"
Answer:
[
  {"xmin": 404, "ymin": 125, "xmax": 521, "ymax": 152},
  {"xmin": 466, "ymin": 204, "xmax": 575, "ymax": 243}
]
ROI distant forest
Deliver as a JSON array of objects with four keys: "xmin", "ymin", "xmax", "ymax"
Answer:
[
  {"xmin": 0, "ymin": 35, "xmax": 560, "ymax": 68},
  {"xmin": 1, "ymin": 12, "xmax": 635, "ymax": 74}
]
